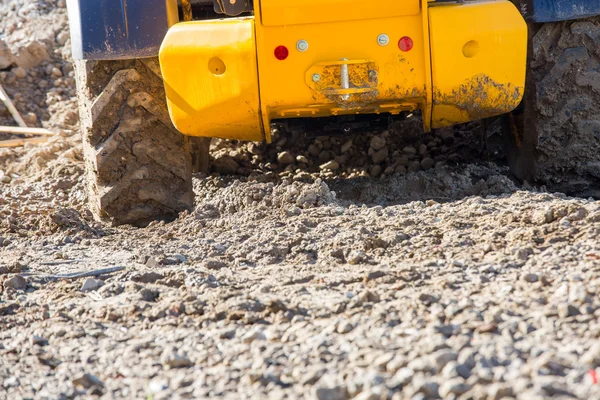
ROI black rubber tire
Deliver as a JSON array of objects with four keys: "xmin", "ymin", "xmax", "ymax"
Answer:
[
  {"xmin": 74, "ymin": 58, "xmax": 193, "ymax": 226},
  {"xmin": 504, "ymin": 19, "xmax": 600, "ymax": 197}
]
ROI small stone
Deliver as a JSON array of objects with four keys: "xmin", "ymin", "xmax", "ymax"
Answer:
[
  {"xmin": 407, "ymin": 161, "xmax": 421, "ymax": 172},
  {"xmin": 241, "ymin": 329, "xmax": 266, "ymax": 343},
  {"xmin": 318, "ymin": 151, "xmax": 331, "ymax": 163},
  {"xmin": 146, "ymin": 256, "xmax": 162, "ymax": 268},
  {"xmin": 419, "ymin": 144, "xmax": 428, "ymax": 155},
  {"xmin": 56, "ymin": 31, "xmax": 70, "ymax": 46},
  {"xmin": 4, "ymin": 275, "xmax": 27, "ymax": 290},
  {"xmin": 161, "ymin": 348, "xmax": 193, "ymax": 368},
  {"xmin": 204, "ymin": 259, "xmax": 227, "ymax": 270},
  {"xmin": 81, "ymin": 278, "xmax": 104, "ymax": 292},
  {"xmin": 354, "ymin": 387, "xmax": 384, "ymax": 400},
  {"xmin": 212, "ymin": 156, "xmax": 239, "ymax": 174},
  {"xmin": 371, "ymin": 147, "xmax": 388, "ymax": 164},
  {"xmin": 384, "ymin": 166, "xmax": 395, "ymax": 175},
  {"xmin": 341, "ymin": 140, "xmax": 353, "ymax": 153},
  {"xmin": 558, "ymin": 303, "xmax": 580, "ymax": 318},
  {"xmin": 1, "ymin": 175, "xmax": 11, "ymax": 183},
  {"xmin": 522, "ymin": 273, "xmax": 539, "ymax": 283},
  {"xmin": 320, "ymin": 160, "xmax": 339, "ymax": 170},
  {"xmin": 31, "ymin": 335, "xmax": 48, "ymax": 346},
  {"xmin": 370, "ymin": 165, "xmax": 382, "ymax": 177},
  {"xmin": 24, "ymin": 112, "xmax": 37, "ymax": 125},
  {"xmin": 12, "ymin": 67, "xmax": 26, "ymax": 79},
  {"xmin": 418, "ymin": 293, "xmax": 438, "ymax": 305},
  {"xmin": 51, "ymin": 67, "xmax": 63, "ymax": 77},
  {"xmin": 308, "ymin": 144, "xmax": 320, "ymax": 157},
  {"xmin": 581, "ymin": 342, "xmax": 600, "ymax": 366},
  {"xmin": 131, "ymin": 272, "xmax": 164, "ymax": 283},
  {"xmin": 296, "ymin": 155, "xmax": 309, "ymax": 164},
  {"xmin": 247, "ymin": 142, "xmax": 262, "ymax": 155},
  {"xmin": 568, "ymin": 207, "xmax": 588, "ymax": 221},
  {"xmin": 277, "ymin": 151, "xmax": 294, "ymax": 165},
  {"xmin": 420, "ymin": 157, "xmax": 434, "ymax": 170},
  {"xmin": 439, "ymin": 379, "xmax": 471, "ymax": 397},
  {"xmin": 432, "ymin": 349, "xmax": 458, "ymax": 370},
  {"xmin": 416, "ymin": 381, "xmax": 440, "ymax": 398},
  {"xmin": 314, "ymin": 386, "xmax": 347, "ymax": 400},
  {"xmin": 148, "ymin": 378, "xmax": 169, "ymax": 393},
  {"xmin": 370, "ymin": 136, "xmax": 386, "ymax": 151},
  {"xmin": 395, "ymin": 165, "xmax": 407, "ymax": 174},
  {"xmin": 72, "ymin": 373, "xmax": 104, "ymax": 389},
  {"xmin": 403, "ymin": 146, "xmax": 417, "ymax": 154},
  {"xmin": 392, "ymin": 367, "xmax": 414, "ymax": 386},
  {"xmin": 337, "ymin": 320, "xmax": 353, "ymax": 334},
  {"xmin": 487, "ymin": 383, "xmax": 514, "ymax": 400},
  {"xmin": 347, "ymin": 250, "xmax": 367, "ymax": 265}
]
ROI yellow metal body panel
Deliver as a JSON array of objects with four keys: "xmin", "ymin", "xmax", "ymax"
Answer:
[
  {"xmin": 158, "ymin": 0, "xmax": 527, "ymax": 142},
  {"xmin": 159, "ymin": 19, "xmax": 264, "ymax": 141},
  {"xmin": 255, "ymin": 0, "xmax": 432, "ymax": 141},
  {"xmin": 260, "ymin": 0, "xmax": 420, "ymax": 26},
  {"xmin": 429, "ymin": 1, "xmax": 527, "ymax": 128}
]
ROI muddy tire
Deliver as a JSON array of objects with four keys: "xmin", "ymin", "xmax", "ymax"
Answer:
[
  {"xmin": 74, "ymin": 58, "xmax": 193, "ymax": 226},
  {"xmin": 504, "ymin": 19, "xmax": 600, "ymax": 197}
]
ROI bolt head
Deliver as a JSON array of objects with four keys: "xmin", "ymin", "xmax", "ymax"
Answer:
[
  {"xmin": 377, "ymin": 34, "xmax": 389, "ymax": 46},
  {"xmin": 297, "ymin": 40, "xmax": 309, "ymax": 52},
  {"xmin": 312, "ymin": 73, "xmax": 321, "ymax": 83}
]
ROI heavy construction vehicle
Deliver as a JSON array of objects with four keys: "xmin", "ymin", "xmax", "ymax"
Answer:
[{"xmin": 67, "ymin": 0, "xmax": 600, "ymax": 225}]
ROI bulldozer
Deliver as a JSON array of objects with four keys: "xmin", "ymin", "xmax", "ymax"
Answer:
[{"xmin": 66, "ymin": 0, "xmax": 600, "ymax": 225}]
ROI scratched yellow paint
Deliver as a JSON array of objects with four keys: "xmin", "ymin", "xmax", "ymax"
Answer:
[{"xmin": 429, "ymin": 1, "xmax": 527, "ymax": 128}]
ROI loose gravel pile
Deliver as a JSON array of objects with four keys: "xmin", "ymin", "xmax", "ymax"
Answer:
[{"xmin": 2, "ymin": 1, "xmax": 600, "ymax": 400}]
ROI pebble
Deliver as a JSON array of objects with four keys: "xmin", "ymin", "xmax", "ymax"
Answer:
[
  {"xmin": 72, "ymin": 373, "xmax": 104, "ymax": 389},
  {"xmin": 4, "ymin": 275, "xmax": 27, "ymax": 290},
  {"xmin": 558, "ymin": 303, "xmax": 580, "ymax": 318},
  {"xmin": 421, "ymin": 157, "xmax": 434, "ymax": 170},
  {"xmin": 371, "ymin": 147, "xmax": 388, "ymax": 164},
  {"xmin": 341, "ymin": 140, "xmax": 353, "ymax": 153},
  {"xmin": 337, "ymin": 320, "xmax": 353, "ymax": 334},
  {"xmin": 204, "ymin": 259, "xmax": 227, "ymax": 270},
  {"xmin": 277, "ymin": 151, "xmax": 294, "ymax": 165},
  {"xmin": 433, "ymin": 349, "xmax": 459, "ymax": 370},
  {"xmin": 370, "ymin": 136, "xmax": 386, "ymax": 151},
  {"xmin": 161, "ymin": 348, "xmax": 193, "ymax": 368},
  {"xmin": 320, "ymin": 160, "xmax": 340, "ymax": 170},
  {"xmin": 81, "ymin": 278, "xmax": 103, "ymax": 292},
  {"xmin": 12, "ymin": 67, "xmax": 26, "ymax": 79},
  {"xmin": 438, "ymin": 379, "xmax": 471, "ymax": 397},
  {"xmin": 296, "ymin": 155, "xmax": 309, "ymax": 164},
  {"xmin": 407, "ymin": 161, "xmax": 421, "ymax": 172},
  {"xmin": 370, "ymin": 165, "xmax": 382, "ymax": 177},
  {"xmin": 403, "ymin": 146, "xmax": 417, "ymax": 154},
  {"xmin": 314, "ymin": 386, "xmax": 347, "ymax": 400},
  {"xmin": 522, "ymin": 273, "xmax": 539, "ymax": 283}
]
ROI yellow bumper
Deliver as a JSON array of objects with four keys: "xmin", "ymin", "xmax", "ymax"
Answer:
[{"xmin": 159, "ymin": 0, "xmax": 527, "ymax": 141}]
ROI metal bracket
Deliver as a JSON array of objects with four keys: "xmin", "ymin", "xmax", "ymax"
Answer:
[{"xmin": 213, "ymin": 0, "xmax": 252, "ymax": 16}]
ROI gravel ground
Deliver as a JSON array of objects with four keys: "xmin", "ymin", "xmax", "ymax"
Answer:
[{"xmin": 2, "ymin": 1, "xmax": 600, "ymax": 400}]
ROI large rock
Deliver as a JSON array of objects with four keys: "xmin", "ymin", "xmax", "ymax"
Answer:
[
  {"xmin": 15, "ymin": 41, "xmax": 49, "ymax": 69},
  {"xmin": 0, "ymin": 40, "xmax": 15, "ymax": 69}
]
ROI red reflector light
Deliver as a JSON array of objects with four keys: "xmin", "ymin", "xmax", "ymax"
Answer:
[
  {"xmin": 398, "ymin": 36, "xmax": 413, "ymax": 52},
  {"xmin": 274, "ymin": 46, "xmax": 289, "ymax": 60}
]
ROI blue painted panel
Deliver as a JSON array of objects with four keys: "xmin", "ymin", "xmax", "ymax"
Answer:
[
  {"xmin": 521, "ymin": 0, "xmax": 600, "ymax": 22},
  {"xmin": 67, "ymin": 0, "xmax": 173, "ymax": 60}
]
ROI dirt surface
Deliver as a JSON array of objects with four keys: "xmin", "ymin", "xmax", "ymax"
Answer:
[{"xmin": 2, "ymin": 2, "xmax": 600, "ymax": 400}]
